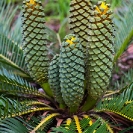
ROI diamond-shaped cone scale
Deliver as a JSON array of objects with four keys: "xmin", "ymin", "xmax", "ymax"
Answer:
[
  {"xmin": 69, "ymin": 0, "xmax": 93, "ymax": 52},
  {"xmin": 87, "ymin": 1, "xmax": 115, "ymax": 99},
  {"xmin": 22, "ymin": 0, "xmax": 49, "ymax": 85},
  {"xmin": 69, "ymin": 0, "xmax": 93, "ymax": 66},
  {"xmin": 48, "ymin": 54, "xmax": 64, "ymax": 104},
  {"xmin": 59, "ymin": 34, "xmax": 85, "ymax": 108},
  {"xmin": 69, "ymin": 0, "xmax": 94, "ymax": 84}
]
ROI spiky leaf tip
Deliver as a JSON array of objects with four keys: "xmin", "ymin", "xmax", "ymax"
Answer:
[
  {"xmin": 59, "ymin": 34, "xmax": 85, "ymax": 108},
  {"xmin": 87, "ymin": 1, "xmax": 115, "ymax": 99},
  {"xmin": 22, "ymin": 0, "xmax": 49, "ymax": 85}
]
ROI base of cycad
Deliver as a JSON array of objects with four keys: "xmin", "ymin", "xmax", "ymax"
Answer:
[
  {"xmin": 81, "ymin": 95, "xmax": 98, "ymax": 112},
  {"xmin": 41, "ymin": 82, "xmax": 53, "ymax": 97}
]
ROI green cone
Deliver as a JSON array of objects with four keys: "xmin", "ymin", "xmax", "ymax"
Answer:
[
  {"xmin": 22, "ymin": 0, "xmax": 49, "ymax": 85},
  {"xmin": 69, "ymin": 0, "xmax": 92, "ymax": 52},
  {"xmin": 59, "ymin": 34, "xmax": 85, "ymax": 108},
  {"xmin": 87, "ymin": 1, "xmax": 115, "ymax": 99},
  {"xmin": 69, "ymin": 0, "xmax": 93, "ymax": 80},
  {"xmin": 48, "ymin": 54, "xmax": 64, "ymax": 104}
]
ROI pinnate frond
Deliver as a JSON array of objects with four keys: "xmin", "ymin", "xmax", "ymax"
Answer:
[
  {"xmin": 0, "ymin": 68, "xmax": 49, "ymax": 99},
  {"xmin": 51, "ymin": 117, "xmax": 108, "ymax": 133},
  {"xmin": 31, "ymin": 113, "xmax": 59, "ymax": 133},
  {"xmin": 96, "ymin": 83, "xmax": 133, "ymax": 121},
  {"xmin": 0, "ymin": 0, "xmax": 28, "ymax": 76},
  {"xmin": 0, "ymin": 118, "xmax": 28, "ymax": 133},
  {"xmin": 0, "ymin": 34, "xmax": 27, "ymax": 75},
  {"xmin": 0, "ymin": 0, "xmax": 18, "ymax": 35},
  {"xmin": 0, "ymin": 96, "xmax": 53, "ymax": 119}
]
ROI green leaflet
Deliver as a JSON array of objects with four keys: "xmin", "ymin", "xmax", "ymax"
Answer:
[
  {"xmin": 52, "ymin": 117, "xmax": 108, "ymax": 133},
  {"xmin": 48, "ymin": 54, "xmax": 64, "ymax": 104},
  {"xmin": 59, "ymin": 34, "xmax": 85, "ymax": 108},
  {"xmin": 96, "ymin": 83, "xmax": 133, "ymax": 122},
  {"xmin": 87, "ymin": 2, "xmax": 115, "ymax": 99},
  {"xmin": 22, "ymin": 0, "xmax": 49, "ymax": 85}
]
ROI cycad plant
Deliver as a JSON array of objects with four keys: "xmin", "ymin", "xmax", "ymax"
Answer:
[{"xmin": 1, "ymin": 0, "xmax": 133, "ymax": 132}]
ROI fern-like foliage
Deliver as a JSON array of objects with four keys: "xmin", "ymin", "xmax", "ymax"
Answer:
[
  {"xmin": 96, "ymin": 82, "xmax": 133, "ymax": 121},
  {"xmin": 112, "ymin": 68, "xmax": 133, "ymax": 90},
  {"xmin": 51, "ymin": 118, "xmax": 108, "ymax": 133},
  {"xmin": 0, "ymin": 35, "xmax": 27, "ymax": 75},
  {"xmin": 31, "ymin": 113, "xmax": 59, "ymax": 132},
  {"xmin": 0, "ymin": 0, "xmax": 17, "ymax": 35},
  {"xmin": 0, "ymin": 0, "xmax": 28, "ymax": 77},
  {"xmin": 11, "ymin": 14, "xmax": 23, "ymax": 45},
  {"xmin": 0, "ymin": 118, "xmax": 28, "ymax": 133},
  {"xmin": 114, "ymin": 0, "xmax": 133, "ymax": 62},
  {"xmin": 0, "ymin": 68, "xmax": 50, "ymax": 99},
  {"xmin": 0, "ymin": 96, "xmax": 53, "ymax": 120}
]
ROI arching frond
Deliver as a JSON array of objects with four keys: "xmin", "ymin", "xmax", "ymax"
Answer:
[
  {"xmin": 0, "ymin": 0, "xmax": 18, "ymax": 35},
  {"xmin": 0, "ymin": 0, "xmax": 22, "ymax": 45},
  {"xmin": 73, "ymin": 115, "xmax": 82, "ymax": 133},
  {"xmin": 0, "ymin": 0, "xmax": 27, "ymax": 76},
  {"xmin": 0, "ymin": 96, "xmax": 53, "ymax": 120},
  {"xmin": 113, "ymin": 68, "xmax": 133, "ymax": 90},
  {"xmin": 0, "ymin": 68, "xmax": 49, "ymax": 99},
  {"xmin": 0, "ymin": 118, "xmax": 28, "ymax": 133},
  {"xmin": 96, "ymin": 83, "xmax": 133, "ymax": 121},
  {"xmin": 31, "ymin": 113, "xmax": 59, "ymax": 133},
  {"xmin": 10, "ymin": 13, "xmax": 22, "ymax": 45},
  {"xmin": 21, "ymin": 100, "xmax": 51, "ymax": 108},
  {"xmin": 114, "ymin": 0, "xmax": 133, "ymax": 62},
  {"xmin": 51, "ymin": 117, "xmax": 108, "ymax": 133},
  {"xmin": 0, "ymin": 34, "xmax": 27, "ymax": 76}
]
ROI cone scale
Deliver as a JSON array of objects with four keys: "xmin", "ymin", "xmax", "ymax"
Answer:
[
  {"xmin": 22, "ymin": 0, "xmax": 49, "ymax": 85},
  {"xmin": 87, "ymin": 1, "xmax": 115, "ymax": 99},
  {"xmin": 69, "ymin": 0, "xmax": 93, "ymax": 84},
  {"xmin": 69, "ymin": 0, "xmax": 93, "ymax": 52},
  {"xmin": 48, "ymin": 54, "xmax": 64, "ymax": 104},
  {"xmin": 59, "ymin": 34, "xmax": 85, "ymax": 109}
]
